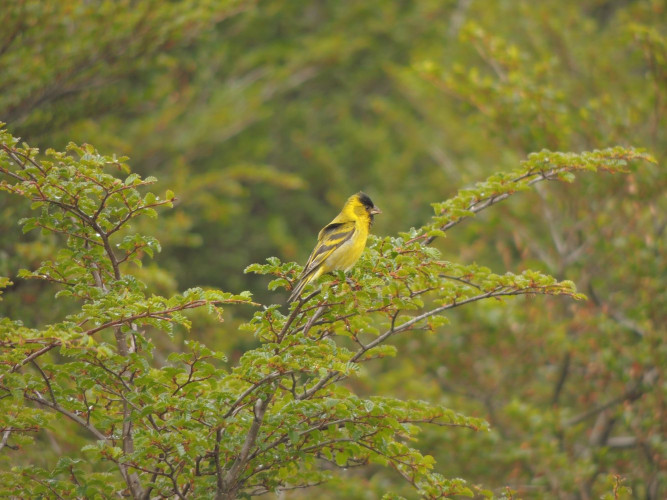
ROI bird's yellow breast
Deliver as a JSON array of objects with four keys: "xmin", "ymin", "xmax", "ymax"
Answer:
[{"xmin": 319, "ymin": 219, "xmax": 369, "ymax": 274}]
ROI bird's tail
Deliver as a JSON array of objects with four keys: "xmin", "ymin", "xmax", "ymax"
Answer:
[{"xmin": 286, "ymin": 275, "xmax": 311, "ymax": 304}]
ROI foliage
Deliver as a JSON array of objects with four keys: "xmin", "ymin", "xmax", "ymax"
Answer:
[
  {"xmin": 0, "ymin": 128, "xmax": 653, "ymax": 497},
  {"xmin": 1, "ymin": 0, "xmax": 664, "ymax": 498}
]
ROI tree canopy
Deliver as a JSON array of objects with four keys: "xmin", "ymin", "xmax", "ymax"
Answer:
[{"xmin": 0, "ymin": 1, "xmax": 664, "ymax": 498}]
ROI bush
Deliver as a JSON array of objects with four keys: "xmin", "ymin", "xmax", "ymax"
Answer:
[{"xmin": 0, "ymin": 127, "xmax": 654, "ymax": 498}]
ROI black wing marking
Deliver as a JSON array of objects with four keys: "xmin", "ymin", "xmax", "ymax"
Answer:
[
  {"xmin": 287, "ymin": 221, "xmax": 356, "ymax": 303},
  {"xmin": 301, "ymin": 221, "xmax": 356, "ymax": 277}
]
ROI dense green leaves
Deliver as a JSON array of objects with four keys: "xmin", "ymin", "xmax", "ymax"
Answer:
[
  {"xmin": 1, "ymin": 125, "xmax": 654, "ymax": 497},
  {"xmin": 1, "ymin": 1, "xmax": 664, "ymax": 498}
]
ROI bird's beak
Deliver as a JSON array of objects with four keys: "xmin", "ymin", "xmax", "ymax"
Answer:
[{"xmin": 370, "ymin": 207, "xmax": 382, "ymax": 215}]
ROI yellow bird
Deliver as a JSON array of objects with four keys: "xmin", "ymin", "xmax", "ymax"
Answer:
[{"xmin": 287, "ymin": 192, "xmax": 382, "ymax": 303}]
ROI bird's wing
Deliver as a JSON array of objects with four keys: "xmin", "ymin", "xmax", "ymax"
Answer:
[{"xmin": 300, "ymin": 220, "xmax": 356, "ymax": 278}]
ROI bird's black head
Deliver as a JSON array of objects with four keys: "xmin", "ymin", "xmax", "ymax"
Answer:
[
  {"xmin": 357, "ymin": 192, "xmax": 374, "ymax": 210},
  {"xmin": 356, "ymin": 192, "xmax": 382, "ymax": 221}
]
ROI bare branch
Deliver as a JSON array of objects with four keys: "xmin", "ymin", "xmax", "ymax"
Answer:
[
  {"xmin": 220, "ymin": 397, "xmax": 271, "ymax": 498},
  {"xmin": 551, "ymin": 351, "xmax": 571, "ymax": 406},
  {"xmin": 564, "ymin": 368, "xmax": 658, "ymax": 427},
  {"xmin": 26, "ymin": 392, "xmax": 108, "ymax": 442},
  {"xmin": 0, "ymin": 430, "xmax": 11, "ymax": 452},
  {"xmin": 30, "ymin": 360, "xmax": 56, "ymax": 404}
]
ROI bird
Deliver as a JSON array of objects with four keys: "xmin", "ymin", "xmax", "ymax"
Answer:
[{"xmin": 287, "ymin": 192, "xmax": 382, "ymax": 304}]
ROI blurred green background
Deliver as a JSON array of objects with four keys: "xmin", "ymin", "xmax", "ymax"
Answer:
[{"xmin": 1, "ymin": 0, "xmax": 664, "ymax": 497}]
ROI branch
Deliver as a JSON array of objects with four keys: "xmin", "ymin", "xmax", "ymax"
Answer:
[
  {"xmin": 551, "ymin": 351, "xmax": 571, "ymax": 406},
  {"xmin": 0, "ymin": 430, "xmax": 11, "ymax": 452},
  {"xmin": 83, "ymin": 299, "xmax": 250, "ymax": 337},
  {"xmin": 564, "ymin": 368, "xmax": 658, "ymax": 427},
  {"xmin": 25, "ymin": 392, "xmax": 107, "ymax": 442},
  {"xmin": 298, "ymin": 286, "xmax": 561, "ymax": 401},
  {"xmin": 353, "ymin": 288, "xmax": 500, "ymax": 362},
  {"xmin": 606, "ymin": 436, "xmax": 637, "ymax": 449},
  {"xmin": 5, "ymin": 342, "xmax": 60, "ymax": 376},
  {"xmin": 425, "ymin": 169, "xmax": 561, "ymax": 244},
  {"xmin": 220, "ymin": 398, "xmax": 270, "ymax": 498},
  {"xmin": 30, "ymin": 360, "xmax": 56, "ymax": 404},
  {"xmin": 439, "ymin": 274, "xmax": 482, "ymax": 290},
  {"xmin": 222, "ymin": 372, "xmax": 285, "ymax": 419},
  {"xmin": 214, "ymin": 427, "xmax": 224, "ymax": 494}
]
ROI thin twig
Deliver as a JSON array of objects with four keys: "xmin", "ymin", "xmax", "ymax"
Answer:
[
  {"xmin": 30, "ymin": 360, "xmax": 56, "ymax": 404},
  {"xmin": 26, "ymin": 393, "xmax": 107, "ymax": 441}
]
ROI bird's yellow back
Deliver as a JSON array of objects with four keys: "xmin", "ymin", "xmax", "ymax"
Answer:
[
  {"xmin": 287, "ymin": 192, "xmax": 380, "ymax": 303},
  {"xmin": 318, "ymin": 195, "xmax": 372, "ymax": 274}
]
